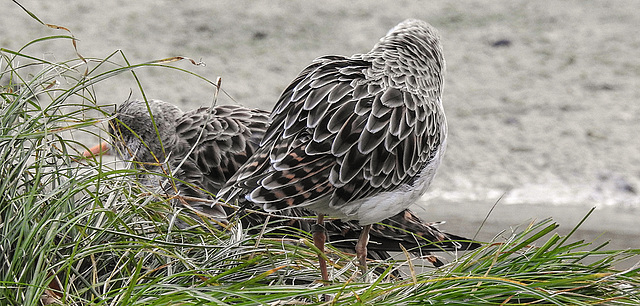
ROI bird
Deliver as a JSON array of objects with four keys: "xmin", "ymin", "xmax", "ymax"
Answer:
[
  {"xmin": 218, "ymin": 18, "xmax": 448, "ymax": 281},
  {"xmin": 85, "ymin": 99, "xmax": 270, "ymax": 221},
  {"xmin": 86, "ymin": 98, "xmax": 475, "ymax": 270}
]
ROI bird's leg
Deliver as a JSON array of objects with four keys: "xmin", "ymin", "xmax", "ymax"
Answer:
[
  {"xmin": 312, "ymin": 214, "xmax": 329, "ymax": 282},
  {"xmin": 355, "ymin": 224, "xmax": 372, "ymax": 273}
]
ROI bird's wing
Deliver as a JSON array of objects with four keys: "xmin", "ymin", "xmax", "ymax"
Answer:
[
  {"xmin": 326, "ymin": 209, "xmax": 480, "ymax": 253},
  {"xmin": 175, "ymin": 105, "xmax": 269, "ymax": 193},
  {"xmin": 221, "ymin": 55, "xmax": 445, "ymax": 213}
]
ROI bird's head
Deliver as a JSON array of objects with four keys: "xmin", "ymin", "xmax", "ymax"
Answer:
[
  {"xmin": 109, "ymin": 99, "xmax": 183, "ymax": 167},
  {"xmin": 370, "ymin": 19, "xmax": 446, "ymax": 98}
]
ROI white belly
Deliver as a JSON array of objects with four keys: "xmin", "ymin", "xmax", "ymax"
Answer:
[{"xmin": 302, "ymin": 148, "xmax": 444, "ymax": 225}]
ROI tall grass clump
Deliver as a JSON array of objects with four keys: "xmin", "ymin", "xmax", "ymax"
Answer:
[{"xmin": 1, "ymin": 5, "xmax": 639, "ymax": 305}]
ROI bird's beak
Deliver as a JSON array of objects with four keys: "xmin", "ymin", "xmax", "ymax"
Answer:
[{"xmin": 82, "ymin": 141, "xmax": 110, "ymax": 158}]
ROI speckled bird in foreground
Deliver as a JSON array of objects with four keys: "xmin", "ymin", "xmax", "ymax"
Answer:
[{"xmin": 219, "ymin": 19, "xmax": 448, "ymax": 280}]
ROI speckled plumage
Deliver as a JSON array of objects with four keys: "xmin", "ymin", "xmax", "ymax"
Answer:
[
  {"xmin": 220, "ymin": 19, "xmax": 447, "ymax": 225},
  {"xmin": 109, "ymin": 98, "xmax": 476, "ymax": 265},
  {"xmin": 218, "ymin": 19, "xmax": 449, "ymax": 277},
  {"xmin": 110, "ymin": 99, "xmax": 269, "ymax": 218}
]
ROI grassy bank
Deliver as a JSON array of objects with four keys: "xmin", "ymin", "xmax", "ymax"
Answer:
[{"xmin": 1, "ymin": 6, "xmax": 639, "ymax": 305}]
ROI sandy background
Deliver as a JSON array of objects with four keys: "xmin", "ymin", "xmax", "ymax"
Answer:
[{"xmin": 2, "ymin": 1, "xmax": 639, "ymax": 253}]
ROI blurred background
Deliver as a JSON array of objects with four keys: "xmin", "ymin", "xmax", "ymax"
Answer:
[{"xmin": 2, "ymin": 1, "xmax": 638, "ymax": 257}]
